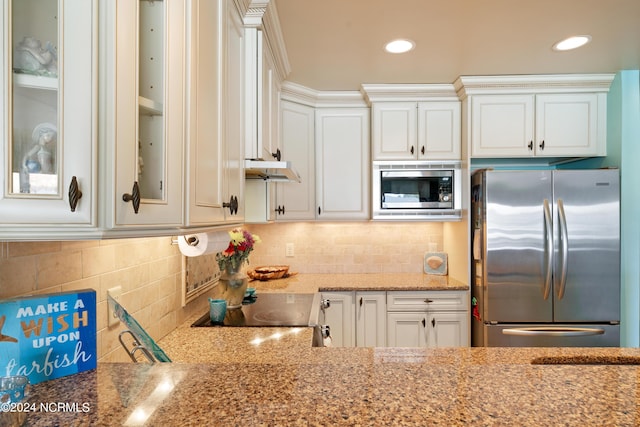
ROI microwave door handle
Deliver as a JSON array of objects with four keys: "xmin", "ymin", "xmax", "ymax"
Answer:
[{"xmin": 542, "ymin": 199, "xmax": 553, "ymax": 300}]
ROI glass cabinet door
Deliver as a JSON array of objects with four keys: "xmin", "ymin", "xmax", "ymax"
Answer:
[
  {"xmin": 1, "ymin": 0, "xmax": 95, "ymax": 231},
  {"xmin": 11, "ymin": 0, "xmax": 59, "ymax": 195}
]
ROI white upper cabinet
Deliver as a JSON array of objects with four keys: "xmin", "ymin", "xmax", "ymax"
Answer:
[
  {"xmin": 417, "ymin": 101, "xmax": 461, "ymax": 160},
  {"xmin": 185, "ymin": 0, "xmax": 225, "ymax": 226},
  {"xmin": 371, "ymin": 102, "xmax": 417, "ymax": 160},
  {"xmin": 362, "ymin": 84, "xmax": 461, "ymax": 161},
  {"xmin": 105, "ymin": 0, "xmax": 185, "ymax": 229},
  {"xmin": 222, "ymin": 0, "xmax": 245, "ymax": 223},
  {"xmin": 456, "ymin": 74, "xmax": 614, "ymax": 159},
  {"xmin": 276, "ymin": 100, "xmax": 315, "ymax": 220},
  {"xmin": 0, "ymin": 0, "xmax": 97, "ymax": 237},
  {"xmin": 315, "ymin": 108, "xmax": 370, "ymax": 220}
]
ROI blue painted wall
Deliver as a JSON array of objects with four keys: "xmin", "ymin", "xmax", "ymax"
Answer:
[{"xmin": 604, "ymin": 70, "xmax": 640, "ymax": 347}]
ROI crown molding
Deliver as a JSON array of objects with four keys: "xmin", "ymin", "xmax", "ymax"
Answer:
[
  {"xmin": 360, "ymin": 83, "xmax": 459, "ymax": 104},
  {"xmin": 454, "ymin": 73, "xmax": 615, "ymax": 99},
  {"xmin": 281, "ymin": 81, "xmax": 367, "ymax": 108}
]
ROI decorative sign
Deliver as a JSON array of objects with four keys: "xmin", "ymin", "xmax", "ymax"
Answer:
[{"xmin": 0, "ymin": 290, "xmax": 97, "ymax": 384}]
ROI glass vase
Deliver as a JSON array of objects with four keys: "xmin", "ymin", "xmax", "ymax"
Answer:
[{"xmin": 220, "ymin": 264, "xmax": 248, "ymax": 309}]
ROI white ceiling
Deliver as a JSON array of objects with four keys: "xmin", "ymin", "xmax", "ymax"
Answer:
[{"xmin": 273, "ymin": 0, "xmax": 640, "ymax": 91}]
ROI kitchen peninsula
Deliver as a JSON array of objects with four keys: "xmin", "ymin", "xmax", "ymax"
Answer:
[
  {"xmin": 23, "ymin": 346, "xmax": 640, "ymax": 426},
  {"xmin": 20, "ymin": 275, "xmax": 640, "ymax": 426}
]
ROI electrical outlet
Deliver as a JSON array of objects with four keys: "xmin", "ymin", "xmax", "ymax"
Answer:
[
  {"xmin": 107, "ymin": 286, "xmax": 122, "ymax": 327},
  {"xmin": 285, "ymin": 243, "xmax": 295, "ymax": 257}
]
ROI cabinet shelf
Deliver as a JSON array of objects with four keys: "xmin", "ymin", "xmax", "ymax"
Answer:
[
  {"xmin": 138, "ymin": 96, "xmax": 163, "ymax": 116},
  {"xmin": 12, "ymin": 72, "xmax": 58, "ymax": 90}
]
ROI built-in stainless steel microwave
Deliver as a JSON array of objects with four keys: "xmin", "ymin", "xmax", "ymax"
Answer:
[{"xmin": 372, "ymin": 161, "xmax": 462, "ymax": 220}]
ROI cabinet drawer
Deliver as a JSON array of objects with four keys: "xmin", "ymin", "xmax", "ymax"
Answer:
[{"xmin": 387, "ymin": 291, "xmax": 469, "ymax": 312}]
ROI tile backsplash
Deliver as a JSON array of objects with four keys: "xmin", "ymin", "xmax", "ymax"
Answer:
[
  {"xmin": 0, "ymin": 238, "xmax": 206, "ymax": 362},
  {"xmin": 246, "ymin": 222, "xmax": 445, "ymax": 274},
  {"xmin": 0, "ymin": 221, "xmax": 465, "ymax": 362}
]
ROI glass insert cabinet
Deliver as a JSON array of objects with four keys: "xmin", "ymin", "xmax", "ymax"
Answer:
[{"xmin": 1, "ymin": 0, "xmax": 95, "ymax": 228}]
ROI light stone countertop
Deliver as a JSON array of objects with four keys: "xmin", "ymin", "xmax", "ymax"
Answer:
[
  {"xmin": 22, "ymin": 274, "xmax": 640, "ymax": 426},
  {"xmin": 247, "ymin": 272, "xmax": 469, "ymax": 293}
]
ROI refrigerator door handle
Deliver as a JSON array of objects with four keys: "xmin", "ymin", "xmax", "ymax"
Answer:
[
  {"xmin": 502, "ymin": 327, "xmax": 605, "ymax": 337},
  {"xmin": 542, "ymin": 199, "xmax": 553, "ymax": 300},
  {"xmin": 556, "ymin": 199, "xmax": 569, "ymax": 299}
]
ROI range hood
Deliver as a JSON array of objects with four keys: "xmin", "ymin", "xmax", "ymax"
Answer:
[{"xmin": 244, "ymin": 159, "xmax": 301, "ymax": 183}]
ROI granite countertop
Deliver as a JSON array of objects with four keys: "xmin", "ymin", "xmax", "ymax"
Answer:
[
  {"xmin": 18, "ymin": 276, "xmax": 640, "ymax": 426},
  {"xmin": 23, "ymin": 345, "xmax": 640, "ymax": 426},
  {"xmin": 247, "ymin": 272, "xmax": 469, "ymax": 293}
]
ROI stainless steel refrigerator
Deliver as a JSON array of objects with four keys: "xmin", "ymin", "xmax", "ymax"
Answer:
[{"xmin": 471, "ymin": 169, "xmax": 620, "ymax": 347}]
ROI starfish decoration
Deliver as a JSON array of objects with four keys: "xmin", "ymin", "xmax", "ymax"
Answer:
[{"xmin": 0, "ymin": 315, "xmax": 18, "ymax": 343}]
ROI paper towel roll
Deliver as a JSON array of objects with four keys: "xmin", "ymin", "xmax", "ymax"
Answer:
[{"xmin": 177, "ymin": 231, "xmax": 229, "ymax": 257}]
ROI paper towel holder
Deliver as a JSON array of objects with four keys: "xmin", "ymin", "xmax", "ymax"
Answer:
[{"xmin": 171, "ymin": 235, "xmax": 200, "ymax": 246}]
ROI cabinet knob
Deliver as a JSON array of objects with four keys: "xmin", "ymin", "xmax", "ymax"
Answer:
[
  {"xmin": 528, "ymin": 141, "xmax": 534, "ymax": 151},
  {"xmin": 272, "ymin": 149, "xmax": 282, "ymax": 161},
  {"xmin": 539, "ymin": 140, "xmax": 545, "ymax": 150},
  {"xmin": 410, "ymin": 146, "xmax": 415, "ymax": 155},
  {"xmin": 421, "ymin": 146, "xmax": 425, "ymax": 155},
  {"xmin": 122, "ymin": 181, "xmax": 141, "ymax": 214},
  {"xmin": 223, "ymin": 196, "xmax": 239, "ymax": 215},
  {"xmin": 424, "ymin": 299, "xmax": 434, "ymax": 303},
  {"xmin": 68, "ymin": 176, "xmax": 83, "ymax": 212},
  {"xmin": 275, "ymin": 205, "xmax": 285, "ymax": 215}
]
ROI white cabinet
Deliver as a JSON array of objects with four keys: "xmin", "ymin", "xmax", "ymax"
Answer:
[
  {"xmin": 107, "ymin": 0, "xmax": 185, "ymax": 228},
  {"xmin": 321, "ymin": 291, "xmax": 386, "ymax": 347},
  {"xmin": 320, "ymin": 291, "xmax": 355, "ymax": 347},
  {"xmin": 386, "ymin": 291, "xmax": 469, "ymax": 348},
  {"xmin": 417, "ymin": 102, "xmax": 461, "ymax": 160},
  {"xmin": 222, "ymin": 0, "xmax": 245, "ymax": 223},
  {"xmin": 470, "ymin": 93, "xmax": 606, "ymax": 158},
  {"xmin": 275, "ymin": 100, "xmax": 316, "ymax": 220},
  {"xmin": 185, "ymin": 0, "xmax": 225, "ymax": 225},
  {"xmin": 370, "ymin": 101, "xmax": 461, "ymax": 161},
  {"xmin": 315, "ymin": 108, "xmax": 370, "ymax": 220},
  {"xmin": 0, "ymin": 0, "xmax": 97, "ymax": 237},
  {"xmin": 457, "ymin": 74, "xmax": 614, "ymax": 159},
  {"xmin": 245, "ymin": 29, "xmax": 281, "ymax": 162},
  {"xmin": 355, "ymin": 291, "xmax": 387, "ymax": 347}
]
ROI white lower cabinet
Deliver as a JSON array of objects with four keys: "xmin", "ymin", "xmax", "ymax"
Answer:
[
  {"xmin": 386, "ymin": 291, "xmax": 469, "ymax": 348},
  {"xmin": 321, "ymin": 290, "xmax": 469, "ymax": 348},
  {"xmin": 355, "ymin": 292, "xmax": 386, "ymax": 347},
  {"xmin": 320, "ymin": 292, "xmax": 355, "ymax": 347}
]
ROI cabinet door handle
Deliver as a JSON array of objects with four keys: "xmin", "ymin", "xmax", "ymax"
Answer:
[
  {"xmin": 539, "ymin": 140, "xmax": 545, "ymax": 150},
  {"xmin": 421, "ymin": 146, "xmax": 425, "ymax": 155},
  {"xmin": 431, "ymin": 318, "xmax": 436, "ymax": 328},
  {"xmin": 359, "ymin": 297, "xmax": 363, "ymax": 307},
  {"xmin": 410, "ymin": 146, "xmax": 415, "ymax": 155},
  {"xmin": 272, "ymin": 149, "xmax": 282, "ymax": 161},
  {"xmin": 528, "ymin": 141, "xmax": 534, "ymax": 151},
  {"xmin": 275, "ymin": 205, "xmax": 285, "ymax": 215},
  {"xmin": 122, "ymin": 181, "xmax": 141, "ymax": 214},
  {"xmin": 424, "ymin": 299, "xmax": 433, "ymax": 303},
  {"xmin": 421, "ymin": 318, "xmax": 426, "ymax": 328},
  {"xmin": 68, "ymin": 176, "xmax": 83, "ymax": 212},
  {"xmin": 223, "ymin": 196, "xmax": 239, "ymax": 215},
  {"xmin": 318, "ymin": 206, "xmax": 321, "ymax": 215}
]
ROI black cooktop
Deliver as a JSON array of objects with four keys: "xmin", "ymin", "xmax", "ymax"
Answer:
[{"xmin": 191, "ymin": 293, "xmax": 319, "ymax": 327}]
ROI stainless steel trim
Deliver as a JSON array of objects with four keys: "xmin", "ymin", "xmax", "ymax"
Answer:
[
  {"xmin": 308, "ymin": 292, "xmax": 321, "ymax": 327},
  {"xmin": 502, "ymin": 327, "xmax": 605, "ymax": 337},
  {"xmin": 556, "ymin": 198, "xmax": 569, "ymax": 300},
  {"xmin": 542, "ymin": 199, "xmax": 553, "ymax": 300}
]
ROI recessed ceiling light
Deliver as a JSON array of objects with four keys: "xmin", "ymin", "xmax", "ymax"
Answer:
[
  {"xmin": 384, "ymin": 39, "xmax": 415, "ymax": 54},
  {"xmin": 552, "ymin": 35, "xmax": 592, "ymax": 51}
]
